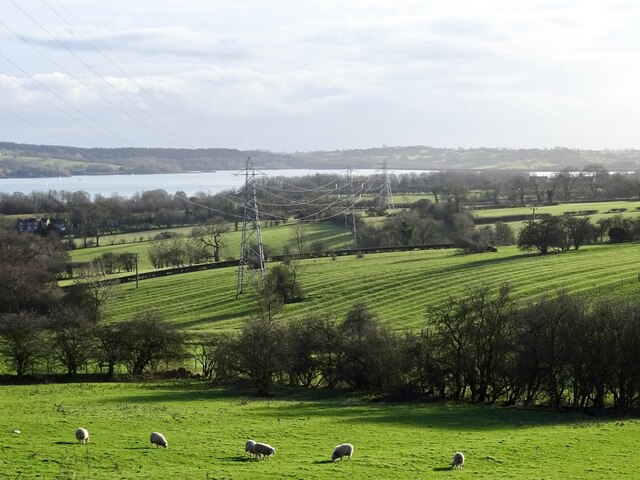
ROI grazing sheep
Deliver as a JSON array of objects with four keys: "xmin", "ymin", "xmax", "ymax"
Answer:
[
  {"xmin": 451, "ymin": 451, "xmax": 465, "ymax": 470},
  {"xmin": 245, "ymin": 439, "xmax": 257, "ymax": 457},
  {"xmin": 332, "ymin": 443, "xmax": 354, "ymax": 461},
  {"xmin": 150, "ymin": 432, "xmax": 168, "ymax": 448},
  {"xmin": 253, "ymin": 442, "xmax": 275, "ymax": 459},
  {"xmin": 75, "ymin": 427, "xmax": 89, "ymax": 444}
]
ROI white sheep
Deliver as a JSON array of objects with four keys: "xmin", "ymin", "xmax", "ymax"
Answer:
[
  {"xmin": 245, "ymin": 439, "xmax": 257, "ymax": 457},
  {"xmin": 75, "ymin": 427, "xmax": 89, "ymax": 444},
  {"xmin": 253, "ymin": 442, "xmax": 275, "ymax": 459},
  {"xmin": 451, "ymin": 451, "xmax": 465, "ymax": 469},
  {"xmin": 150, "ymin": 432, "xmax": 168, "ymax": 448},
  {"xmin": 332, "ymin": 443, "xmax": 354, "ymax": 461}
]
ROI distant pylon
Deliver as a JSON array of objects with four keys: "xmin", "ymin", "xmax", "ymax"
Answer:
[
  {"xmin": 344, "ymin": 167, "xmax": 357, "ymax": 248},
  {"xmin": 382, "ymin": 159, "xmax": 395, "ymax": 211},
  {"xmin": 236, "ymin": 156, "xmax": 265, "ymax": 297}
]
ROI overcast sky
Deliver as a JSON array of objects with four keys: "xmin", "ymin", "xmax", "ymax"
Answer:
[{"xmin": 1, "ymin": 0, "xmax": 639, "ymax": 151}]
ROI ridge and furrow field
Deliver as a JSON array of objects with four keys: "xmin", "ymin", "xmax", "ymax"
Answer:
[{"xmin": 105, "ymin": 244, "xmax": 640, "ymax": 332}]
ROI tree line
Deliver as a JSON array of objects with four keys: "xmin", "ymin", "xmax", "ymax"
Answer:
[
  {"xmin": 4, "ymin": 272, "xmax": 640, "ymax": 411},
  {"xmin": 190, "ymin": 286, "xmax": 640, "ymax": 410},
  {"xmin": 3, "ymin": 165, "xmax": 640, "ymax": 245}
]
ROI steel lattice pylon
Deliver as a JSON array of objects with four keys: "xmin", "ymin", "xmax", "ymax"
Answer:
[
  {"xmin": 382, "ymin": 159, "xmax": 395, "ymax": 211},
  {"xmin": 236, "ymin": 156, "xmax": 265, "ymax": 297},
  {"xmin": 344, "ymin": 167, "xmax": 357, "ymax": 248}
]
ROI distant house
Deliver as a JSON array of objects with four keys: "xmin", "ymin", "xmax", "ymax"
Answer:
[
  {"xmin": 49, "ymin": 218, "xmax": 66, "ymax": 233},
  {"xmin": 16, "ymin": 218, "xmax": 41, "ymax": 233},
  {"xmin": 16, "ymin": 218, "xmax": 67, "ymax": 234}
]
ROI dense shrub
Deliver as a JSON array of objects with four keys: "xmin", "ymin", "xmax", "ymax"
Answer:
[{"xmin": 3, "ymin": 283, "xmax": 640, "ymax": 410}]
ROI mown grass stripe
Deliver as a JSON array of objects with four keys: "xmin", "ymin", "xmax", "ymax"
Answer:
[{"xmin": 104, "ymin": 243, "xmax": 640, "ymax": 333}]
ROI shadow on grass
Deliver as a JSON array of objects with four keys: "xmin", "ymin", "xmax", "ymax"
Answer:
[
  {"xmin": 225, "ymin": 455, "xmax": 255, "ymax": 463},
  {"xmin": 313, "ymin": 460, "xmax": 334, "ymax": 464},
  {"xmin": 248, "ymin": 399, "xmax": 614, "ymax": 431},
  {"xmin": 413, "ymin": 252, "xmax": 537, "ymax": 274},
  {"xmin": 432, "ymin": 467, "xmax": 452, "ymax": 472},
  {"xmin": 54, "ymin": 441, "xmax": 76, "ymax": 445},
  {"xmin": 102, "ymin": 381, "xmax": 635, "ymax": 430},
  {"xmin": 107, "ymin": 382, "xmax": 352, "ymax": 404},
  {"xmin": 178, "ymin": 310, "xmax": 252, "ymax": 329},
  {"xmin": 123, "ymin": 447, "xmax": 149, "ymax": 450}
]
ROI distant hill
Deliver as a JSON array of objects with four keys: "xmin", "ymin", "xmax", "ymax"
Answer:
[{"xmin": 1, "ymin": 141, "xmax": 640, "ymax": 177}]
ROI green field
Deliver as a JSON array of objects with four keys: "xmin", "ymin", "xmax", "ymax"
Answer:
[
  {"xmin": 468, "ymin": 200, "xmax": 640, "ymax": 235},
  {"xmin": 0, "ymin": 153, "xmax": 120, "ymax": 173},
  {"xmin": 70, "ymin": 223, "xmax": 351, "ymax": 272},
  {"xmin": 1, "ymin": 382, "xmax": 638, "ymax": 479},
  {"xmin": 104, "ymin": 243, "xmax": 640, "ymax": 332},
  {"xmin": 470, "ymin": 200, "xmax": 640, "ymax": 218}
]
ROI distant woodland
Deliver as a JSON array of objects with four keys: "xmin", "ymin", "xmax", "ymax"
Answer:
[{"xmin": 3, "ymin": 141, "xmax": 640, "ymax": 177}]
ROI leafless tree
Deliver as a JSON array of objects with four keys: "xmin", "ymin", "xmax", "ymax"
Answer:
[{"xmin": 191, "ymin": 218, "xmax": 228, "ymax": 262}]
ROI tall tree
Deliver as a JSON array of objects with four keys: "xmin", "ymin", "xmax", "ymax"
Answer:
[
  {"xmin": 517, "ymin": 216, "xmax": 564, "ymax": 254},
  {"xmin": 582, "ymin": 164, "xmax": 609, "ymax": 200},
  {"xmin": 0, "ymin": 312, "xmax": 47, "ymax": 376},
  {"xmin": 191, "ymin": 218, "xmax": 228, "ymax": 262}
]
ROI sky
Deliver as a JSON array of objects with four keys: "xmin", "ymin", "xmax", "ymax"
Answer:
[{"xmin": 1, "ymin": 0, "xmax": 640, "ymax": 152}]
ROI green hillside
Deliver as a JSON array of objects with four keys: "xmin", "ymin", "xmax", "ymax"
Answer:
[
  {"xmin": 104, "ymin": 243, "xmax": 640, "ymax": 332},
  {"xmin": 5, "ymin": 141, "xmax": 640, "ymax": 177}
]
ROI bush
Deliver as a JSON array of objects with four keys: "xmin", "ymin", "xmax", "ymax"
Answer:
[
  {"xmin": 153, "ymin": 231, "xmax": 181, "ymax": 240},
  {"xmin": 608, "ymin": 226, "xmax": 630, "ymax": 243},
  {"xmin": 263, "ymin": 263, "xmax": 304, "ymax": 304}
]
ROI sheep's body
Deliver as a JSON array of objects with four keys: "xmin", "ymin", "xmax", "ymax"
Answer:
[
  {"xmin": 245, "ymin": 439, "xmax": 257, "ymax": 457},
  {"xmin": 332, "ymin": 443, "xmax": 354, "ymax": 461},
  {"xmin": 150, "ymin": 432, "xmax": 168, "ymax": 448},
  {"xmin": 451, "ymin": 451, "xmax": 465, "ymax": 469},
  {"xmin": 253, "ymin": 442, "xmax": 275, "ymax": 459},
  {"xmin": 75, "ymin": 427, "xmax": 89, "ymax": 444}
]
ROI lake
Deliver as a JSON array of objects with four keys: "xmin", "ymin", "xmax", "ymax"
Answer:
[{"xmin": 0, "ymin": 169, "xmax": 426, "ymax": 197}]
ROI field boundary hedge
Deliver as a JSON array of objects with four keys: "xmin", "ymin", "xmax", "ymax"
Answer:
[{"xmin": 71, "ymin": 243, "xmax": 455, "ymax": 287}]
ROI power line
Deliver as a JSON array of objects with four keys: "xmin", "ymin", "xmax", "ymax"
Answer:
[
  {"xmin": 0, "ymin": 103, "xmax": 66, "ymax": 144},
  {"xmin": 43, "ymin": 0, "xmax": 219, "ymax": 147},
  {"xmin": 0, "ymin": 21, "xmax": 177, "ymax": 145},
  {"xmin": 0, "ymin": 55, "xmax": 131, "ymax": 145},
  {"xmin": 8, "ymin": 0, "xmax": 193, "ymax": 147},
  {"xmin": 262, "ymin": 175, "xmax": 344, "ymax": 193}
]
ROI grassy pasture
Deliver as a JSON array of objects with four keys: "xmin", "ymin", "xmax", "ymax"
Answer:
[
  {"xmin": 1, "ymin": 381, "xmax": 638, "ymax": 479},
  {"xmin": 470, "ymin": 200, "xmax": 640, "ymax": 235},
  {"xmin": 0, "ymin": 154, "xmax": 120, "ymax": 171},
  {"xmin": 470, "ymin": 200, "xmax": 640, "ymax": 218},
  {"xmin": 69, "ymin": 223, "xmax": 350, "ymax": 272},
  {"xmin": 359, "ymin": 193, "xmax": 435, "ymax": 204},
  {"xmin": 105, "ymin": 243, "xmax": 640, "ymax": 332}
]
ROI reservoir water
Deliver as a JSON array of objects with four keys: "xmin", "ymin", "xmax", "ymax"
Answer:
[{"xmin": 0, "ymin": 169, "xmax": 426, "ymax": 197}]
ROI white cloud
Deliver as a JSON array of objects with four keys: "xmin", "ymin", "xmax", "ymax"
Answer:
[{"xmin": 1, "ymin": 0, "xmax": 640, "ymax": 150}]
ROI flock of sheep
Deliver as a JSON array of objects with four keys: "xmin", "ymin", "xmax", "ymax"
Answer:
[{"xmin": 75, "ymin": 427, "xmax": 465, "ymax": 469}]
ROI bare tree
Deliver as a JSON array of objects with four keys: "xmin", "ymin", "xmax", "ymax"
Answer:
[
  {"xmin": 582, "ymin": 163, "xmax": 609, "ymax": 200},
  {"xmin": 555, "ymin": 168, "xmax": 577, "ymax": 201},
  {"xmin": 236, "ymin": 314, "xmax": 287, "ymax": 395},
  {"xmin": 49, "ymin": 306, "xmax": 96, "ymax": 376},
  {"xmin": 119, "ymin": 309, "xmax": 186, "ymax": 375},
  {"xmin": 191, "ymin": 218, "xmax": 228, "ymax": 262},
  {"xmin": 69, "ymin": 264, "xmax": 116, "ymax": 321},
  {"xmin": 0, "ymin": 312, "xmax": 47, "ymax": 376},
  {"xmin": 290, "ymin": 224, "xmax": 308, "ymax": 255},
  {"xmin": 507, "ymin": 175, "xmax": 528, "ymax": 207}
]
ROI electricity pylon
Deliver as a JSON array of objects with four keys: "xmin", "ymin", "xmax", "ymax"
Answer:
[
  {"xmin": 236, "ymin": 156, "xmax": 265, "ymax": 297},
  {"xmin": 344, "ymin": 167, "xmax": 357, "ymax": 247},
  {"xmin": 382, "ymin": 159, "xmax": 395, "ymax": 211}
]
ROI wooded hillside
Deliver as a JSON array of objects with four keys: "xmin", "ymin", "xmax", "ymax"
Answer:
[{"xmin": 3, "ymin": 141, "xmax": 640, "ymax": 177}]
